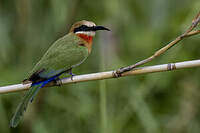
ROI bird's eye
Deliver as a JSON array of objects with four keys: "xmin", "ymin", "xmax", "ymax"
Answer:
[{"xmin": 74, "ymin": 25, "xmax": 90, "ymax": 33}]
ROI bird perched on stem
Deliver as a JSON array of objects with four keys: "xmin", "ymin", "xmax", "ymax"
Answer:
[{"xmin": 10, "ymin": 20, "xmax": 110, "ymax": 128}]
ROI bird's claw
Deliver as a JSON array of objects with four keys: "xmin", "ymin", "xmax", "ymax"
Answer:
[{"xmin": 69, "ymin": 72, "xmax": 76, "ymax": 81}]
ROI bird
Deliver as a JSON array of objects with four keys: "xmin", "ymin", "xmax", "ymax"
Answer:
[{"xmin": 10, "ymin": 20, "xmax": 110, "ymax": 128}]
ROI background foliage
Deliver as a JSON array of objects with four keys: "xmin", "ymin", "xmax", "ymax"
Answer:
[{"xmin": 0, "ymin": 0, "xmax": 200, "ymax": 133}]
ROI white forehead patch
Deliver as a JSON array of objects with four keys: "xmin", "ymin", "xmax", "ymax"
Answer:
[
  {"xmin": 75, "ymin": 31, "xmax": 96, "ymax": 36},
  {"xmin": 83, "ymin": 21, "xmax": 96, "ymax": 27}
]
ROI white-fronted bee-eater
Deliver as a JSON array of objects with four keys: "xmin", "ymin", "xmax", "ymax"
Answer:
[{"xmin": 10, "ymin": 20, "xmax": 110, "ymax": 128}]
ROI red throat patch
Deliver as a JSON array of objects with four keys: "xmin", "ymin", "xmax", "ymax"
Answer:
[
  {"xmin": 77, "ymin": 34, "xmax": 93, "ymax": 44},
  {"xmin": 77, "ymin": 33, "xmax": 93, "ymax": 54}
]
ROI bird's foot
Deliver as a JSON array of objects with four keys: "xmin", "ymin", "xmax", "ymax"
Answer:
[
  {"xmin": 55, "ymin": 77, "xmax": 62, "ymax": 86},
  {"xmin": 69, "ymin": 71, "xmax": 76, "ymax": 81},
  {"xmin": 67, "ymin": 68, "xmax": 76, "ymax": 81}
]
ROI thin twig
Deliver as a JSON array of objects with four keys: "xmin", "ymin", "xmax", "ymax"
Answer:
[
  {"xmin": 113, "ymin": 11, "xmax": 200, "ymax": 77},
  {"xmin": 185, "ymin": 30, "xmax": 200, "ymax": 37},
  {"xmin": 0, "ymin": 59, "xmax": 200, "ymax": 94}
]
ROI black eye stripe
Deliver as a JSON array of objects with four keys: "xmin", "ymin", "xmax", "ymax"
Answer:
[{"xmin": 74, "ymin": 25, "xmax": 93, "ymax": 33}]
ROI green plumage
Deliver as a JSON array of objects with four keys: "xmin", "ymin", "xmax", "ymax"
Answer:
[
  {"xmin": 31, "ymin": 32, "xmax": 89, "ymax": 77},
  {"xmin": 10, "ymin": 32, "xmax": 89, "ymax": 128}
]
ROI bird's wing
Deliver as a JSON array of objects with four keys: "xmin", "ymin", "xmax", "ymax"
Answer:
[{"xmin": 29, "ymin": 33, "xmax": 89, "ymax": 78}]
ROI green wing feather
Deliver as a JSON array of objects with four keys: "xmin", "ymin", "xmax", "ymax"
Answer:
[{"xmin": 30, "ymin": 33, "xmax": 89, "ymax": 75}]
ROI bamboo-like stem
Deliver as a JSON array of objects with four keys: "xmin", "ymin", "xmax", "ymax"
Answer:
[
  {"xmin": 0, "ymin": 59, "xmax": 200, "ymax": 94},
  {"xmin": 114, "ymin": 11, "xmax": 200, "ymax": 76}
]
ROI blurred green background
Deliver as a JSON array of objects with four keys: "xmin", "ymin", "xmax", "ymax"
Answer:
[{"xmin": 0, "ymin": 0, "xmax": 200, "ymax": 133}]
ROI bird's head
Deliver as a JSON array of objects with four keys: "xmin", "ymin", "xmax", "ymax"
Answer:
[
  {"xmin": 69, "ymin": 20, "xmax": 110, "ymax": 53},
  {"xmin": 70, "ymin": 20, "xmax": 110, "ymax": 37}
]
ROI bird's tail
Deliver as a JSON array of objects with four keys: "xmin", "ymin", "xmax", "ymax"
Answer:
[
  {"xmin": 9, "ymin": 81, "xmax": 48, "ymax": 128},
  {"xmin": 10, "ymin": 73, "xmax": 62, "ymax": 128}
]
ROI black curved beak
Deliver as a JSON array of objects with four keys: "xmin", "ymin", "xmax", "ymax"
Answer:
[{"xmin": 92, "ymin": 26, "xmax": 110, "ymax": 31}]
